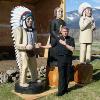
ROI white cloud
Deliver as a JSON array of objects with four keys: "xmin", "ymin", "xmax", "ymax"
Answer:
[
  {"xmin": 67, "ymin": 16, "xmax": 74, "ymax": 21},
  {"xmin": 95, "ymin": 6, "xmax": 100, "ymax": 9},
  {"xmin": 74, "ymin": 13, "xmax": 79, "ymax": 17}
]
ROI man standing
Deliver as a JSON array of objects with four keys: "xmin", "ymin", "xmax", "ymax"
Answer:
[
  {"xmin": 40, "ymin": 26, "xmax": 75, "ymax": 96},
  {"xmin": 78, "ymin": 2, "xmax": 96, "ymax": 63}
]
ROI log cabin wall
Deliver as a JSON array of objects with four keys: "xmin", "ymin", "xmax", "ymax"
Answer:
[
  {"xmin": 0, "ymin": 0, "xmax": 35, "ymax": 54},
  {"xmin": 34, "ymin": 0, "xmax": 61, "ymax": 34}
]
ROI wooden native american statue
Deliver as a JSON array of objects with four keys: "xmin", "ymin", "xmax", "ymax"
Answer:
[
  {"xmin": 10, "ymin": 6, "xmax": 39, "ymax": 87},
  {"xmin": 78, "ymin": 2, "xmax": 96, "ymax": 63}
]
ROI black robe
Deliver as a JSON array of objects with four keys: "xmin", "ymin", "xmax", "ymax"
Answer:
[{"xmin": 47, "ymin": 18, "xmax": 66, "ymax": 66}]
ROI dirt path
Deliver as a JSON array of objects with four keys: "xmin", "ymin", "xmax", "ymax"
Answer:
[
  {"xmin": 0, "ymin": 60, "xmax": 17, "ymax": 72},
  {"xmin": 0, "ymin": 57, "xmax": 47, "ymax": 72}
]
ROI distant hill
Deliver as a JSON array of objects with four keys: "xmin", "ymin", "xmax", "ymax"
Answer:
[{"xmin": 65, "ymin": 8, "xmax": 100, "ymax": 29}]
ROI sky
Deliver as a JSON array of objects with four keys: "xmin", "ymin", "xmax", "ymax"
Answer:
[{"xmin": 66, "ymin": 0, "xmax": 100, "ymax": 12}]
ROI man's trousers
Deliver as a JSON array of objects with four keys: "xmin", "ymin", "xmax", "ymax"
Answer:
[{"xmin": 57, "ymin": 56, "xmax": 69, "ymax": 93}]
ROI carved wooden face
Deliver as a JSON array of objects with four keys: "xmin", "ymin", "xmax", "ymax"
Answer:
[
  {"xmin": 56, "ymin": 8, "xmax": 63, "ymax": 19},
  {"xmin": 25, "ymin": 16, "xmax": 33, "ymax": 28},
  {"xmin": 84, "ymin": 7, "xmax": 92, "ymax": 17}
]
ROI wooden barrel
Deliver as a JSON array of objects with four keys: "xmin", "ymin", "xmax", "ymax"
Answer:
[
  {"xmin": 48, "ymin": 66, "xmax": 59, "ymax": 87},
  {"xmin": 74, "ymin": 63, "xmax": 93, "ymax": 84}
]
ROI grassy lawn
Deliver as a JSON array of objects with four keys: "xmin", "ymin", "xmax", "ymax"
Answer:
[
  {"xmin": 0, "ymin": 83, "xmax": 22, "ymax": 100},
  {"xmin": 39, "ymin": 60, "xmax": 100, "ymax": 100},
  {"xmin": 75, "ymin": 42, "xmax": 100, "ymax": 51},
  {"xmin": 0, "ymin": 51, "xmax": 100, "ymax": 100}
]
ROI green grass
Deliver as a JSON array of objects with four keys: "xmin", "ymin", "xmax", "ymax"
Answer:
[
  {"xmin": 0, "ymin": 83, "xmax": 22, "ymax": 100},
  {"xmin": 75, "ymin": 42, "xmax": 100, "ymax": 52},
  {"xmin": 39, "ymin": 59, "xmax": 100, "ymax": 100},
  {"xmin": 0, "ymin": 52, "xmax": 100, "ymax": 100},
  {"xmin": 73, "ymin": 50, "xmax": 80, "ymax": 56}
]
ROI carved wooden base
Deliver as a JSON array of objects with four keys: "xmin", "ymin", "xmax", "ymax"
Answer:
[
  {"xmin": 15, "ymin": 81, "xmax": 47, "ymax": 94},
  {"xmin": 48, "ymin": 66, "xmax": 58, "ymax": 87},
  {"xmin": 47, "ymin": 66, "xmax": 74, "ymax": 87},
  {"xmin": 12, "ymin": 88, "xmax": 57, "ymax": 100},
  {"xmin": 74, "ymin": 63, "xmax": 93, "ymax": 84},
  {"xmin": 47, "ymin": 63, "xmax": 93, "ymax": 87}
]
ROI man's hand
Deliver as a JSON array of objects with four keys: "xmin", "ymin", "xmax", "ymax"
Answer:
[
  {"xmin": 59, "ymin": 39, "xmax": 75, "ymax": 52},
  {"xmin": 26, "ymin": 44, "xmax": 33, "ymax": 50},
  {"xmin": 59, "ymin": 39, "xmax": 66, "ymax": 46}
]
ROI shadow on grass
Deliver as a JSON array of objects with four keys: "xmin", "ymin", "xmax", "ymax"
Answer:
[
  {"xmin": 91, "ymin": 56, "xmax": 100, "ymax": 62},
  {"xmin": 73, "ymin": 55, "xmax": 79, "ymax": 60},
  {"xmin": 93, "ymin": 69, "xmax": 100, "ymax": 81}
]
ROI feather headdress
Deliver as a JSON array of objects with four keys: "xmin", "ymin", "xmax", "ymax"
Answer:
[{"xmin": 10, "ymin": 6, "xmax": 31, "ymax": 29}]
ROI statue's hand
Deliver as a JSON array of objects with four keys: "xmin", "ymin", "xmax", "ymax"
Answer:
[
  {"xmin": 37, "ymin": 43, "xmax": 41, "ymax": 47},
  {"xmin": 16, "ymin": 44, "xmax": 26, "ymax": 50},
  {"xmin": 35, "ymin": 43, "xmax": 41, "ymax": 48},
  {"xmin": 26, "ymin": 44, "xmax": 33, "ymax": 50},
  {"xmin": 59, "ymin": 39, "xmax": 66, "ymax": 46}
]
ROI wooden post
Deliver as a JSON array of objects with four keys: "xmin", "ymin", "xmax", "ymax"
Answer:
[
  {"xmin": 60, "ymin": 0, "xmax": 66, "ymax": 20},
  {"xmin": 43, "ymin": 36, "xmax": 50, "ymax": 58}
]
